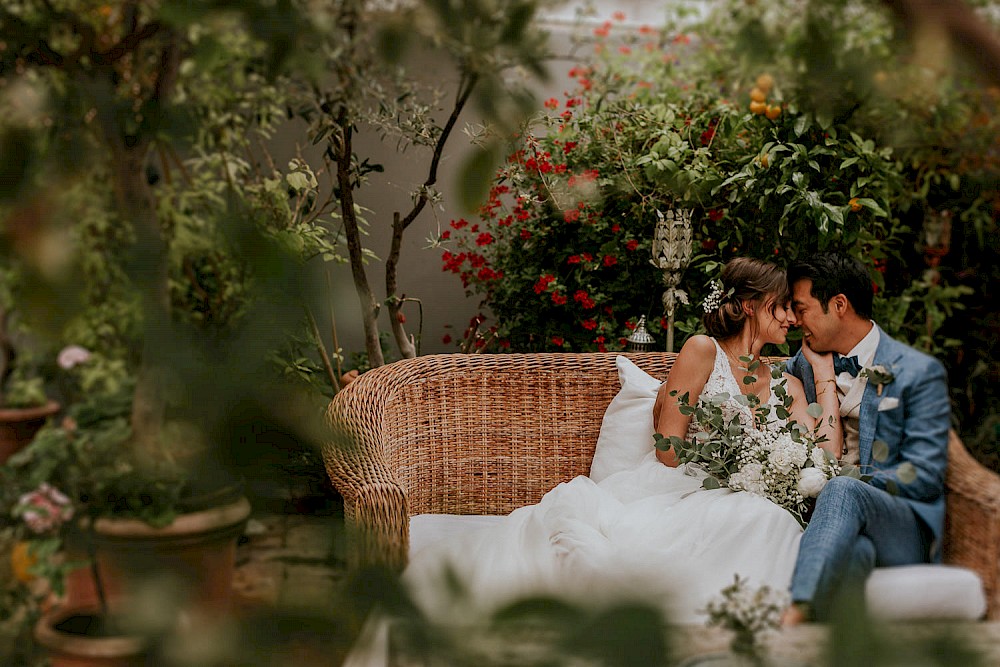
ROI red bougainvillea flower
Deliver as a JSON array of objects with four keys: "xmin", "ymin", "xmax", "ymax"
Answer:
[
  {"xmin": 520, "ymin": 229, "xmax": 532, "ymax": 240},
  {"xmin": 582, "ymin": 252, "xmax": 594, "ymax": 262},
  {"xmin": 593, "ymin": 21, "xmax": 611, "ymax": 37},
  {"xmin": 476, "ymin": 232, "xmax": 495, "ymax": 246},
  {"xmin": 440, "ymin": 230, "xmax": 451, "ymax": 239},
  {"xmin": 625, "ymin": 239, "xmax": 639, "ymax": 251},
  {"xmin": 552, "ymin": 292, "xmax": 568, "ymax": 305},
  {"xmin": 552, "ymin": 336, "xmax": 565, "ymax": 346},
  {"xmin": 603, "ymin": 254, "xmax": 618, "ymax": 267},
  {"xmin": 611, "ymin": 223, "xmax": 621, "ymax": 233},
  {"xmin": 619, "ymin": 45, "xmax": 632, "ymax": 55},
  {"xmin": 564, "ymin": 209, "xmax": 581, "ymax": 223},
  {"xmin": 450, "ymin": 218, "xmax": 468, "ymax": 229},
  {"xmin": 567, "ymin": 255, "xmax": 581, "ymax": 264},
  {"xmin": 442, "ymin": 334, "xmax": 452, "ymax": 345},
  {"xmin": 582, "ymin": 319, "xmax": 598, "ymax": 330},
  {"xmin": 544, "ymin": 97, "xmax": 559, "ymax": 109},
  {"xmin": 707, "ymin": 209, "xmax": 725, "ymax": 222},
  {"xmin": 594, "ymin": 335, "xmax": 607, "ymax": 352}
]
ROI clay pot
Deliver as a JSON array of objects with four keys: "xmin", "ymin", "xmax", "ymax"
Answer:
[
  {"xmin": 0, "ymin": 400, "xmax": 59, "ymax": 464},
  {"xmin": 34, "ymin": 605, "xmax": 146, "ymax": 667},
  {"xmin": 65, "ymin": 495, "xmax": 251, "ymax": 617}
]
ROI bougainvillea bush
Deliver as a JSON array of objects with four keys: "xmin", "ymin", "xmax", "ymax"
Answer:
[{"xmin": 440, "ymin": 2, "xmax": 997, "ymax": 356}]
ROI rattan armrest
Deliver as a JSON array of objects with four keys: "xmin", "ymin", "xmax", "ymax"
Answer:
[
  {"xmin": 324, "ymin": 373, "xmax": 410, "ymax": 571},
  {"xmin": 943, "ymin": 431, "xmax": 1000, "ymax": 619}
]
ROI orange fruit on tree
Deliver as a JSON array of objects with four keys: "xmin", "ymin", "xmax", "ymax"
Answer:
[
  {"xmin": 765, "ymin": 104, "xmax": 782, "ymax": 120},
  {"xmin": 755, "ymin": 73, "xmax": 774, "ymax": 92},
  {"xmin": 849, "ymin": 197, "xmax": 862, "ymax": 212},
  {"xmin": 750, "ymin": 87, "xmax": 767, "ymax": 103},
  {"xmin": 749, "ymin": 100, "xmax": 767, "ymax": 115},
  {"xmin": 11, "ymin": 541, "xmax": 37, "ymax": 583}
]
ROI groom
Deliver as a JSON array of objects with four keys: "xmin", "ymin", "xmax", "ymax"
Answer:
[{"xmin": 783, "ymin": 252, "xmax": 951, "ymax": 622}]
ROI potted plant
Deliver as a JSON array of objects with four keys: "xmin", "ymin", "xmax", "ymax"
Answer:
[
  {"xmin": 0, "ymin": 3, "xmax": 318, "ymax": 661},
  {"xmin": 0, "ymin": 265, "xmax": 60, "ymax": 465}
]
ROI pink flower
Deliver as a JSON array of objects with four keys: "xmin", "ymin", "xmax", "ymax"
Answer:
[
  {"xmin": 57, "ymin": 345, "xmax": 91, "ymax": 370},
  {"xmin": 16, "ymin": 483, "xmax": 74, "ymax": 534}
]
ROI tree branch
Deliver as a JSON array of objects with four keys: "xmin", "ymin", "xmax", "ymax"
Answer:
[{"xmin": 398, "ymin": 72, "xmax": 479, "ymax": 232}]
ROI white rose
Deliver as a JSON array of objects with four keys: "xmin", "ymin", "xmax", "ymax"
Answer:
[
  {"xmin": 810, "ymin": 447, "xmax": 830, "ymax": 468},
  {"xmin": 741, "ymin": 462, "xmax": 764, "ymax": 483},
  {"xmin": 797, "ymin": 467, "xmax": 829, "ymax": 498}
]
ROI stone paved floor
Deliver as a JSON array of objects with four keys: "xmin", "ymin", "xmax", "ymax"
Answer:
[
  {"xmin": 230, "ymin": 507, "xmax": 1000, "ymax": 666},
  {"xmin": 232, "ymin": 509, "xmax": 346, "ymax": 610}
]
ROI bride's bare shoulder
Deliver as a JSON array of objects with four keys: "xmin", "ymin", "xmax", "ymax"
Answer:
[
  {"xmin": 677, "ymin": 334, "xmax": 716, "ymax": 361},
  {"xmin": 663, "ymin": 335, "xmax": 716, "ymax": 383}
]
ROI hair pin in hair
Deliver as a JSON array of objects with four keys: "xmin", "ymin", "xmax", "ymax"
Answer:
[{"xmin": 702, "ymin": 279, "xmax": 728, "ymax": 313}]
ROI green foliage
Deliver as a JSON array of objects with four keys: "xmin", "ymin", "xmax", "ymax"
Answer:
[{"xmin": 442, "ymin": 3, "xmax": 995, "ymax": 359}]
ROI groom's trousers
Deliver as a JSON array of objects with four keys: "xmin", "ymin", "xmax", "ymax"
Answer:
[{"xmin": 789, "ymin": 476, "xmax": 929, "ymax": 620}]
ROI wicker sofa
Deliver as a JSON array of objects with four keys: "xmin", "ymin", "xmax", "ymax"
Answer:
[{"xmin": 323, "ymin": 352, "xmax": 1000, "ymax": 619}]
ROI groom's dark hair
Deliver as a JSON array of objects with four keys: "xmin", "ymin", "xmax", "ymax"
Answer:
[{"xmin": 788, "ymin": 253, "xmax": 874, "ymax": 319}]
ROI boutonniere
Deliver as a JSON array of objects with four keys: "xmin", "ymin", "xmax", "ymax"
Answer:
[{"xmin": 859, "ymin": 365, "xmax": 895, "ymax": 396}]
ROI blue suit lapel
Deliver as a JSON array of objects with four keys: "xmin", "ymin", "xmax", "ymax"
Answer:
[{"xmin": 858, "ymin": 327, "xmax": 904, "ymax": 466}]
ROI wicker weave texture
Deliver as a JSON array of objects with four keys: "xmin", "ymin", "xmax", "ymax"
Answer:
[{"xmin": 323, "ymin": 352, "xmax": 1000, "ymax": 619}]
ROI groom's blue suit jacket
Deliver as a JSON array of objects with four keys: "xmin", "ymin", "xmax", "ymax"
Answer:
[{"xmin": 786, "ymin": 326, "xmax": 950, "ymax": 562}]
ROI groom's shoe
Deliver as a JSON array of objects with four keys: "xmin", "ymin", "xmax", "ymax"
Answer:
[{"xmin": 781, "ymin": 602, "xmax": 813, "ymax": 627}]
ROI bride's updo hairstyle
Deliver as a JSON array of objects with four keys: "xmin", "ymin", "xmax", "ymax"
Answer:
[{"xmin": 702, "ymin": 257, "xmax": 789, "ymax": 339}]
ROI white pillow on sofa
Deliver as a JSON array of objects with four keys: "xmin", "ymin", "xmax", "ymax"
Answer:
[{"xmin": 589, "ymin": 356, "xmax": 663, "ymax": 482}]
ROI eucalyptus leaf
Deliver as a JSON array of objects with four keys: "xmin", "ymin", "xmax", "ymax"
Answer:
[
  {"xmin": 872, "ymin": 440, "xmax": 890, "ymax": 462},
  {"xmin": 896, "ymin": 462, "xmax": 917, "ymax": 485},
  {"xmin": 806, "ymin": 403, "xmax": 824, "ymax": 419}
]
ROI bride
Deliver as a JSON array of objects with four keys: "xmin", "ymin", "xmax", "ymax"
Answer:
[{"xmin": 404, "ymin": 257, "xmax": 843, "ymax": 625}]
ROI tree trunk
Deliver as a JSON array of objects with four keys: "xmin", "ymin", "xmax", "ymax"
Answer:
[
  {"xmin": 386, "ymin": 213, "xmax": 416, "ymax": 359},
  {"xmin": 336, "ymin": 122, "xmax": 384, "ymax": 368}
]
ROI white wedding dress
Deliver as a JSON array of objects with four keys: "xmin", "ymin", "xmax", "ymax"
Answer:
[{"xmin": 404, "ymin": 340, "xmax": 804, "ymax": 625}]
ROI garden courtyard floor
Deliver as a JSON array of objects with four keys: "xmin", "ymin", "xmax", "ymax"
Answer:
[{"xmin": 232, "ymin": 489, "xmax": 1000, "ymax": 666}]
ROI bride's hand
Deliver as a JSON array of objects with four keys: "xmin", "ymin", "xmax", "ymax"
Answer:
[{"xmin": 801, "ymin": 338, "xmax": 835, "ymax": 381}]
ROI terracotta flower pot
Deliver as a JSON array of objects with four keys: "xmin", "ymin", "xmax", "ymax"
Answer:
[
  {"xmin": 0, "ymin": 399, "xmax": 60, "ymax": 464},
  {"xmin": 34, "ymin": 605, "xmax": 146, "ymax": 667},
  {"xmin": 65, "ymin": 495, "xmax": 251, "ymax": 617}
]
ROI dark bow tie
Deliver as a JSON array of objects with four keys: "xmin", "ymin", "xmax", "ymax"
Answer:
[{"xmin": 833, "ymin": 354, "xmax": 862, "ymax": 377}]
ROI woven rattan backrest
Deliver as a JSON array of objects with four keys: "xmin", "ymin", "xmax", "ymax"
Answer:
[{"xmin": 345, "ymin": 353, "xmax": 677, "ymax": 516}]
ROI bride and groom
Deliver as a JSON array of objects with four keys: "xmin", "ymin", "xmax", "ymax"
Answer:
[{"xmin": 405, "ymin": 252, "xmax": 950, "ymax": 625}]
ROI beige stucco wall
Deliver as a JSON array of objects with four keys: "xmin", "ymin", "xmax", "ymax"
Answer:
[{"xmin": 313, "ymin": 4, "xmax": 691, "ymax": 363}]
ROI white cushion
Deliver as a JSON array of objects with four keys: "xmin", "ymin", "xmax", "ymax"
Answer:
[
  {"xmin": 409, "ymin": 514, "xmax": 506, "ymax": 560},
  {"xmin": 865, "ymin": 564, "xmax": 986, "ymax": 621},
  {"xmin": 588, "ymin": 356, "xmax": 662, "ymax": 482},
  {"xmin": 410, "ymin": 516, "xmax": 987, "ymax": 622}
]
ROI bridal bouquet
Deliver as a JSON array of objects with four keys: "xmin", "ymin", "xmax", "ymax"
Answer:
[{"xmin": 653, "ymin": 356, "xmax": 841, "ymax": 525}]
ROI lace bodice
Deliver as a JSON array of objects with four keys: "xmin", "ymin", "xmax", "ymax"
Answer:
[{"xmin": 685, "ymin": 338, "xmax": 784, "ymax": 440}]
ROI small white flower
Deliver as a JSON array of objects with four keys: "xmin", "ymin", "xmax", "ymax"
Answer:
[
  {"xmin": 810, "ymin": 447, "xmax": 829, "ymax": 468},
  {"xmin": 57, "ymin": 345, "xmax": 92, "ymax": 370},
  {"xmin": 797, "ymin": 467, "xmax": 829, "ymax": 498}
]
